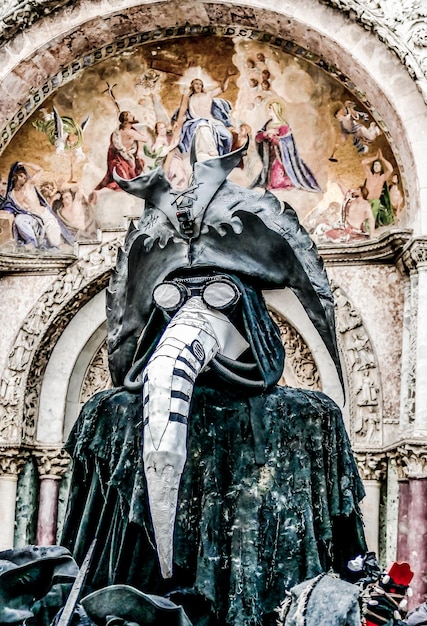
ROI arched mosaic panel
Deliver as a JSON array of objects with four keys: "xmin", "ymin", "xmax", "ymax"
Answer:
[{"xmin": 0, "ymin": 29, "xmax": 407, "ymax": 258}]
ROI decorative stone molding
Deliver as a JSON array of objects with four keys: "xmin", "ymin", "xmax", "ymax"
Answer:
[
  {"xmin": 319, "ymin": 229, "xmax": 412, "ymax": 266},
  {"xmin": 0, "ymin": 238, "xmax": 121, "ymax": 445},
  {"xmin": 397, "ymin": 443, "xmax": 427, "ymax": 479},
  {"xmin": 331, "ymin": 282, "xmax": 385, "ymax": 443},
  {"xmin": 0, "ymin": 0, "xmax": 72, "ymax": 44},
  {"xmin": 0, "ymin": 252, "xmax": 74, "ymax": 276},
  {"xmin": 33, "ymin": 447, "xmax": 71, "ymax": 479},
  {"xmin": 388, "ymin": 449, "xmax": 408, "ymax": 481},
  {"xmin": 0, "ymin": 0, "xmax": 425, "ymax": 107},
  {"xmin": 80, "ymin": 340, "xmax": 112, "ymax": 404},
  {"xmin": 354, "ymin": 451, "xmax": 387, "ymax": 481},
  {"xmin": 325, "ymin": 0, "xmax": 427, "ymax": 102},
  {"xmin": 270, "ymin": 312, "xmax": 321, "ymax": 391},
  {"xmin": 0, "ymin": 446, "xmax": 28, "ymax": 476},
  {"xmin": 400, "ymin": 238, "xmax": 427, "ymax": 274}
]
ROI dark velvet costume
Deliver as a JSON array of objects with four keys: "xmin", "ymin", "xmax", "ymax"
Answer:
[{"xmin": 62, "ymin": 141, "xmax": 366, "ymax": 626}]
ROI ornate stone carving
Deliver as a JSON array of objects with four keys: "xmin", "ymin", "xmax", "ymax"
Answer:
[
  {"xmin": 80, "ymin": 341, "xmax": 112, "ymax": 403},
  {"xmin": 354, "ymin": 451, "xmax": 387, "ymax": 481},
  {"xmin": 0, "ymin": 0, "xmax": 72, "ymax": 43},
  {"xmin": 332, "ymin": 283, "xmax": 385, "ymax": 445},
  {"xmin": 33, "ymin": 447, "xmax": 71, "ymax": 478},
  {"xmin": 405, "ymin": 273, "xmax": 418, "ymax": 423},
  {"xmin": 401, "ymin": 238, "xmax": 427, "ymax": 273},
  {"xmin": 397, "ymin": 443, "xmax": 427, "ymax": 478},
  {"xmin": 388, "ymin": 449, "xmax": 407, "ymax": 480},
  {"xmin": 0, "ymin": 239, "xmax": 120, "ymax": 445},
  {"xmin": 324, "ymin": 0, "xmax": 427, "ymax": 102},
  {"xmin": 0, "ymin": 446, "xmax": 28, "ymax": 476},
  {"xmin": 270, "ymin": 312, "xmax": 321, "ymax": 391},
  {"xmin": 397, "ymin": 240, "xmax": 427, "ymax": 426}
]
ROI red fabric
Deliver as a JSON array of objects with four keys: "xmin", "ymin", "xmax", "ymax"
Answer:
[
  {"xmin": 95, "ymin": 133, "xmax": 144, "ymax": 191},
  {"xmin": 388, "ymin": 561, "xmax": 414, "ymax": 586}
]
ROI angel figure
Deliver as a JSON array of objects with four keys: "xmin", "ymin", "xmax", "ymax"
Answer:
[
  {"xmin": 33, "ymin": 107, "xmax": 90, "ymax": 182},
  {"xmin": 329, "ymin": 100, "xmax": 381, "ymax": 160}
]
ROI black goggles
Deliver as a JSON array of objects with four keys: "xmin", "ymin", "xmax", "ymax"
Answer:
[{"xmin": 152, "ymin": 276, "xmax": 241, "ymax": 314}]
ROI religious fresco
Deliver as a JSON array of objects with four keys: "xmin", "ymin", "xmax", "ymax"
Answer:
[{"xmin": 0, "ymin": 35, "xmax": 405, "ymax": 255}]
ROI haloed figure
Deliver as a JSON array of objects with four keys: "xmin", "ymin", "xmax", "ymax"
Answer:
[{"xmin": 173, "ymin": 72, "xmax": 234, "ymax": 162}]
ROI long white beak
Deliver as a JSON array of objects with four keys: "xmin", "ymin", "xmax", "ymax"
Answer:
[{"xmin": 142, "ymin": 297, "xmax": 248, "ymax": 578}]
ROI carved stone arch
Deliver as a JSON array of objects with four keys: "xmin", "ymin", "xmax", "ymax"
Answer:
[
  {"xmin": 331, "ymin": 280, "xmax": 384, "ymax": 447},
  {"xmin": 0, "ymin": 238, "xmax": 123, "ymax": 446},
  {"xmin": 0, "ymin": 0, "xmax": 426, "ymax": 105}
]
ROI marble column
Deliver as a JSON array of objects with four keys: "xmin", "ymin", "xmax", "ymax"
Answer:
[
  {"xmin": 0, "ymin": 447, "xmax": 28, "ymax": 550},
  {"xmin": 389, "ymin": 452, "xmax": 410, "ymax": 563},
  {"xmin": 396, "ymin": 478, "xmax": 410, "ymax": 562},
  {"xmin": 355, "ymin": 451, "xmax": 387, "ymax": 556},
  {"xmin": 398, "ymin": 444, "xmax": 427, "ymax": 608},
  {"xmin": 34, "ymin": 447, "xmax": 71, "ymax": 546}
]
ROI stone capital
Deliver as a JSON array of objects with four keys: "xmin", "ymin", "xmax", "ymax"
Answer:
[
  {"xmin": 401, "ymin": 238, "xmax": 427, "ymax": 274},
  {"xmin": 33, "ymin": 447, "xmax": 71, "ymax": 478},
  {"xmin": 387, "ymin": 449, "xmax": 407, "ymax": 480},
  {"xmin": 354, "ymin": 451, "xmax": 387, "ymax": 481},
  {"xmin": 0, "ymin": 447, "xmax": 29, "ymax": 476},
  {"xmin": 397, "ymin": 443, "xmax": 427, "ymax": 479}
]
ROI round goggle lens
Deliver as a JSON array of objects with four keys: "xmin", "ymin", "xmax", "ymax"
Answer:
[
  {"xmin": 202, "ymin": 280, "xmax": 239, "ymax": 310},
  {"xmin": 153, "ymin": 282, "xmax": 184, "ymax": 311}
]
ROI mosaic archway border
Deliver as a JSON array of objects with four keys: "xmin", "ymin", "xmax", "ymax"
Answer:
[
  {"xmin": 0, "ymin": 21, "xmax": 398, "ymax": 153},
  {"xmin": 0, "ymin": 0, "xmax": 426, "ymax": 104}
]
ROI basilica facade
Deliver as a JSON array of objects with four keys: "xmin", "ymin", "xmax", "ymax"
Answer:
[{"xmin": 0, "ymin": 0, "xmax": 426, "ymax": 607}]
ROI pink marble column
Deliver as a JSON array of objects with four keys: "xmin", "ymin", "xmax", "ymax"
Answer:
[
  {"xmin": 34, "ymin": 448, "xmax": 70, "ymax": 546},
  {"xmin": 36, "ymin": 476, "xmax": 61, "ymax": 545},
  {"xmin": 407, "ymin": 477, "xmax": 427, "ymax": 608},
  {"xmin": 396, "ymin": 479, "xmax": 410, "ymax": 563}
]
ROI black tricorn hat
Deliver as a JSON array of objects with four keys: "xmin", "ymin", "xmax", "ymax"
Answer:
[
  {"xmin": 81, "ymin": 584, "xmax": 192, "ymax": 626},
  {"xmin": 0, "ymin": 545, "xmax": 78, "ymax": 624}
]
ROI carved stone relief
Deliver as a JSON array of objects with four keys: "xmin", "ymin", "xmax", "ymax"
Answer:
[
  {"xmin": 80, "ymin": 341, "xmax": 112, "ymax": 404},
  {"xmin": 33, "ymin": 447, "xmax": 71, "ymax": 478},
  {"xmin": 332, "ymin": 281, "xmax": 384, "ymax": 445},
  {"xmin": 399, "ymin": 239, "xmax": 427, "ymax": 425},
  {"xmin": 397, "ymin": 442, "xmax": 427, "ymax": 478},
  {"xmin": 354, "ymin": 450, "xmax": 387, "ymax": 481},
  {"xmin": 270, "ymin": 312, "xmax": 321, "ymax": 391},
  {"xmin": 0, "ymin": 446, "xmax": 28, "ymax": 475},
  {"xmin": 0, "ymin": 239, "xmax": 120, "ymax": 445},
  {"xmin": 325, "ymin": 0, "xmax": 427, "ymax": 102}
]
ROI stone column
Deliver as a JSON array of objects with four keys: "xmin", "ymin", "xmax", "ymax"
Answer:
[
  {"xmin": 355, "ymin": 451, "xmax": 387, "ymax": 556},
  {"xmin": 389, "ymin": 451, "xmax": 410, "ymax": 562},
  {"xmin": 34, "ymin": 447, "xmax": 71, "ymax": 546},
  {"xmin": 0, "ymin": 447, "xmax": 28, "ymax": 550},
  {"xmin": 398, "ymin": 444, "xmax": 427, "ymax": 608}
]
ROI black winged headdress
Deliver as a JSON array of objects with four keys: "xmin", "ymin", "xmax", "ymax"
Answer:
[{"xmin": 106, "ymin": 140, "xmax": 343, "ymax": 394}]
